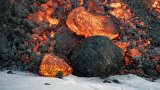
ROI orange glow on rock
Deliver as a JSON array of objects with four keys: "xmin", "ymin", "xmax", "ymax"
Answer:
[
  {"xmin": 21, "ymin": 54, "xmax": 32, "ymax": 63},
  {"xmin": 109, "ymin": 2, "xmax": 133, "ymax": 20},
  {"xmin": 109, "ymin": 2, "xmax": 122, "ymax": 8},
  {"xmin": 27, "ymin": 1, "xmax": 59, "ymax": 26},
  {"xmin": 156, "ymin": 65, "xmax": 160, "ymax": 73},
  {"xmin": 144, "ymin": 38, "xmax": 151, "ymax": 47},
  {"xmin": 66, "ymin": 7, "xmax": 119, "ymax": 40},
  {"xmin": 33, "ymin": 43, "xmax": 39, "ymax": 53},
  {"xmin": 115, "ymin": 42, "xmax": 130, "ymax": 54},
  {"xmin": 125, "ymin": 57, "xmax": 130, "ymax": 66},
  {"xmin": 39, "ymin": 54, "xmax": 72, "ymax": 77},
  {"xmin": 80, "ymin": 0, "xmax": 84, "ymax": 6},
  {"xmin": 115, "ymin": 41, "xmax": 130, "ymax": 65},
  {"xmin": 87, "ymin": 0, "xmax": 103, "ymax": 13},
  {"xmin": 129, "ymin": 48, "xmax": 142, "ymax": 57},
  {"xmin": 152, "ymin": 0, "xmax": 160, "ymax": 13},
  {"xmin": 26, "ymin": 0, "xmax": 156, "ymax": 72},
  {"xmin": 27, "ymin": 0, "xmax": 61, "ymax": 55},
  {"xmin": 50, "ymin": 31, "xmax": 55, "ymax": 38},
  {"xmin": 109, "ymin": 2, "xmax": 136, "ymax": 29}
]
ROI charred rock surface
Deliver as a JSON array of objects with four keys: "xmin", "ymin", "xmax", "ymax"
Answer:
[
  {"xmin": 0, "ymin": 0, "xmax": 79, "ymax": 72},
  {"xmin": 54, "ymin": 27, "xmax": 79, "ymax": 58},
  {"xmin": 0, "ymin": 0, "xmax": 42, "ymax": 72},
  {"xmin": 124, "ymin": 0, "xmax": 160, "ymax": 46},
  {"xmin": 71, "ymin": 36, "xmax": 123, "ymax": 77}
]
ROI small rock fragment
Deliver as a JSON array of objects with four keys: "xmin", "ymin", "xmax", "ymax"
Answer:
[
  {"xmin": 103, "ymin": 80, "xmax": 112, "ymax": 83},
  {"xmin": 7, "ymin": 71, "xmax": 15, "ymax": 74},
  {"xmin": 112, "ymin": 79, "xmax": 120, "ymax": 84},
  {"xmin": 44, "ymin": 83, "xmax": 51, "ymax": 85},
  {"xmin": 56, "ymin": 71, "xmax": 63, "ymax": 79}
]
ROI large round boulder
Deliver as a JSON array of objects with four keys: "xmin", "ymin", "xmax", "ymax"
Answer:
[{"xmin": 71, "ymin": 36, "xmax": 123, "ymax": 77}]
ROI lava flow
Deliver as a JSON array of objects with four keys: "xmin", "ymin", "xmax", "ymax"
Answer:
[
  {"xmin": 27, "ymin": 1, "xmax": 59, "ymax": 26},
  {"xmin": 103, "ymin": 1, "xmax": 151, "ymax": 65},
  {"xmin": 27, "ymin": 0, "xmax": 73, "ymax": 77},
  {"xmin": 27, "ymin": 0, "xmax": 156, "ymax": 76},
  {"xmin": 27, "ymin": 1, "xmax": 59, "ymax": 54},
  {"xmin": 66, "ymin": 0, "xmax": 152, "ymax": 65}
]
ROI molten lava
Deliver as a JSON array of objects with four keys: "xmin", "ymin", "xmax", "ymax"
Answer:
[
  {"xmin": 27, "ymin": 1, "xmax": 59, "ymax": 26},
  {"xmin": 152, "ymin": 0, "xmax": 160, "ymax": 13},
  {"xmin": 66, "ymin": 7, "xmax": 120, "ymax": 40},
  {"xmin": 66, "ymin": 1, "xmax": 152, "ymax": 65},
  {"xmin": 27, "ymin": 0, "xmax": 61, "ymax": 54},
  {"xmin": 128, "ymin": 48, "xmax": 142, "ymax": 57},
  {"xmin": 109, "ymin": 2, "xmax": 135, "ymax": 28},
  {"xmin": 26, "ymin": 0, "xmax": 154, "ymax": 75},
  {"xmin": 39, "ymin": 54, "xmax": 72, "ymax": 77}
]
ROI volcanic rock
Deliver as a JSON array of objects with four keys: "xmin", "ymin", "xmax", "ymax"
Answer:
[
  {"xmin": 112, "ymin": 79, "xmax": 120, "ymax": 84},
  {"xmin": 44, "ymin": 83, "xmax": 51, "ymax": 85},
  {"xmin": 103, "ymin": 80, "xmax": 112, "ymax": 83},
  {"xmin": 38, "ymin": 0, "xmax": 49, "ymax": 4},
  {"xmin": 7, "ymin": 70, "xmax": 15, "ymax": 74},
  {"xmin": 39, "ymin": 54, "xmax": 72, "ymax": 77},
  {"xmin": 0, "ymin": 33, "xmax": 8, "ymax": 52},
  {"xmin": 71, "ymin": 36, "xmax": 123, "ymax": 77},
  {"xmin": 12, "ymin": 3, "xmax": 29, "ymax": 18},
  {"xmin": 54, "ymin": 27, "xmax": 79, "ymax": 57},
  {"xmin": 66, "ymin": 7, "xmax": 120, "ymax": 40}
]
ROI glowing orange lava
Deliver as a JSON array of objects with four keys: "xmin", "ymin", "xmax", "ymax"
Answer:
[
  {"xmin": 39, "ymin": 54, "xmax": 72, "ymax": 77},
  {"xmin": 109, "ymin": 2, "xmax": 136, "ymax": 29},
  {"xmin": 27, "ymin": 0, "xmax": 153, "ymax": 70},
  {"xmin": 66, "ymin": 7, "xmax": 120, "ymax": 40},
  {"xmin": 107, "ymin": 1, "xmax": 152, "ymax": 65},
  {"xmin": 152, "ymin": 0, "xmax": 160, "ymax": 13},
  {"xmin": 128, "ymin": 48, "xmax": 142, "ymax": 57},
  {"xmin": 27, "ymin": 1, "xmax": 59, "ymax": 26},
  {"xmin": 27, "ymin": 0, "xmax": 61, "ymax": 54}
]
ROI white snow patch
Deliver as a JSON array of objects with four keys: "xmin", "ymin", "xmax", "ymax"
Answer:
[{"xmin": 0, "ymin": 70, "xmax": 160, "ymax": 90}]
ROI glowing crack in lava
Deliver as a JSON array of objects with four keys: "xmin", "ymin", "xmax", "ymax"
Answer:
[
  {"xmin": 39, "ymin": 54, "xmax": 72, "ymax": 77},
  {"xmin": 66, "ymin": 7, "xmax": 120, "ymax": 40}
]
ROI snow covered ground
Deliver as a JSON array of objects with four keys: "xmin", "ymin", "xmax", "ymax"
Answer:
[{"xmin": 0, "ymin": 70, "xmax": 160, "ymax": 90}]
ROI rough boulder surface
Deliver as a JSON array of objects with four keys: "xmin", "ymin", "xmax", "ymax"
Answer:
[{"xmin": 71, "ymin": 36, "xmax": 123, "ymax": 77}]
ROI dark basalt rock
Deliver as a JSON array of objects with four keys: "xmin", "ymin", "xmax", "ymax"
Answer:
[
  {"xmin": 54, "ymin": 27, "xmax": 79, "ymax": 58},
  {"xmin": 71, "ymin": 36, "xmax": 123, "ymax": 77},
  {"xmin": 12, "ymin": 3, "xmax": 29, "ymax": 18},
  {"xmin": 38, "ymin": 0, "xmax": 49, "ymax": 4},
  {"xmin": 0, "ymin": 33, "xmax": 8, "ymax": 52}
]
